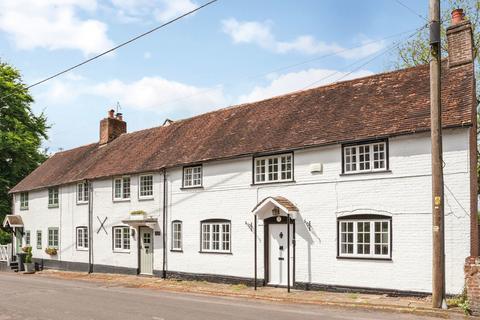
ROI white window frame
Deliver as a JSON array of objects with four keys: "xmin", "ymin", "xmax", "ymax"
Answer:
[
  {"xmin": 200, "ymin": 221, "xmax": 231, "ymax": 253},
  {"xmin": 254, "ymin": 153, "xmax": 293, "ymax": 184},
  {"xmin": 20, "ymin": 192, "xmax": 29, "ymax": 210},
  {"xmin": 24, "ymin": 230, "xmax": 31, "ymax": 246},
  {"xmin": 76, "ymin": 227, "xmax": 88, "ymax": 251},
  {"xmin": 113, "ymin": 226, "xmax": 130, "ymax": 252},
  {"xmin": 77, "ymin": 182, "xmax": 89, "ymax": 204},
  {"xmin": 48, "ymin": 187, "xmax": 59, "ymax": 208},
  {"xmin": 48, "ymin": 228, "xmax": 59, "ymax": 249},
  {"xmin": 343, "ymin": 141, "xmax": 387, "ymax": 174},
  {"xmin": 36, "ymin": 230, "xmax": 42, "ymax": 249},
  {"xmin": 172, "ymin": 221, "xmax": 182, "ymax": 251},
  {"xmin": 139, "ymin": 174, "xmax": 154, "ymax": 199},
  {"xmin": 113, "ymin": 177, "xmax": 131, "ymax": 201},
  {"xmin": 183, "ymin": 166, "xmax": 202, "ymax": 188},
  {"xmin": 338, "ymin": 218, "xmax": 391, "ymax": 259}
]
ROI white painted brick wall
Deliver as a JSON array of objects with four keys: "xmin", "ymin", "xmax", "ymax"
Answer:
[{"xmin": 16, "ymin": 128, "xmax": 472, "ymax": 294}]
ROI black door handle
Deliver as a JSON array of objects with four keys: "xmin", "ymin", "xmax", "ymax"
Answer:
[{"xmin": 278, "ymin": 257, "xmax": 284, "ymax": 261}]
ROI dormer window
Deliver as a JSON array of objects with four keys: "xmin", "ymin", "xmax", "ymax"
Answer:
[
  {"xmin": 254, "ymin": 153, "xmax": 293, "ymax": 184},
  {"xmin": 183, "ymin": 165, "xmax": 202, "ymax": 188}
]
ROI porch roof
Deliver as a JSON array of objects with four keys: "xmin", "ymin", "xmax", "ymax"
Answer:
[
  {"xmin": 252, "ymin": 196, "xmax": 298, "ymax": 219},
  {"xmin": 2, "ymin": 215, "xmax": 24, "ymax": 228}
]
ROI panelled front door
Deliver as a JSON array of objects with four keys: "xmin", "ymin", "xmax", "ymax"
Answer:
[
  {"xmin": 15, "ymin": 228, "xmax": 23, "ymax": 254},
  {"xmin": 139, "ymin": 227, "xmax": 153, "ymax": 275},
  {"xmin": 268, "ymin": 223, "xmax": 293, "ymax": 286}
]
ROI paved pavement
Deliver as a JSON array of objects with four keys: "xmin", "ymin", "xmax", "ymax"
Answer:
[{"xmin": 0, "ymin": 272, "xmax": 447, "ymax": 320}]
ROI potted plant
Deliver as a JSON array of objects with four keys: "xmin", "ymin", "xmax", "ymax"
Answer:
[
  {"xmin": 45, "ymin": 247, "xmax": 57, "ymax": 256},
  {"xmin": 130, "ymin": 210, "xmax": 146, "ymax": 220},
  {"xmin": 23, "ymin": 246, "xmax": 35, "ymax": 274}
]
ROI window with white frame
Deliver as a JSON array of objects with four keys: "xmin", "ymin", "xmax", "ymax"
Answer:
[
  {"xmin": 113, "ymin": 226, "xmax": 130, "ymax": 251},
  {"xmin": 25, "ymin": 230, "xmax": 31, "ymax": 246},
  {"xmin": 139, "ymin": 175, "xmax": 153, "ymax": 198},
  {"xmin": 183, "ymin": 166, "xmax": 202, "ymax": 188},
  {"xmin": 338, "ymin": 217, "xmax": 391, "ymax": 259},
  {"xmin": 76, "ymin": 227, "xmax": 88, "ymax": 250},
  {"xmin": 172, "ymin": 221, "xmax": 182, "ymax": 251},
  {"xmin": 113, "ymin": 177, "xmax": 131, "ymax": 200},
  {"xmin": 77, "ymin": 182, "xmax": 89, "ymax": 203},
  {"xmin": 201, "ymin": 220, "xmax": 231, "ymax": 253},
  {"xmin": 48, "ymin": 187, "xmax": 59, "ymax": 207},
  {"xmin": 254, "ymin": 154, "xmax": 293, "ymax": 184},
  {"xmin": 36, "ymin": 230, "xmax": 42, "ymax": 249},
  {"xmin": 48, "ymin": 228, "xmax": 59, "ymax": 249},
  {"xmin": 343, "ymin": 141, "xmax": 387, "ymax": 174},
  {"xmin": 20, "ymin": 192, "xmax": 29, "ymax": 210}
]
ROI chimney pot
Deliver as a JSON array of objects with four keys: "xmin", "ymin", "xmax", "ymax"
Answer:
[
  {"xmin": 116, "ymin": 113, "xmax": 123, "ymax": 121},
  {"xmin": 451, "ymin": 8, "xmax": 464, "ymax": 25},
  {"xmin": 108, "ymin": 109, "xmax": 115, "ymax": 118},
  {"xmin": 100, "ymin": 110, "xmax": 127, "ymax": 144}
]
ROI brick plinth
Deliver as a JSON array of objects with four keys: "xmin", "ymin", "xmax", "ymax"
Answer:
[{"xmin": 465, "ymin": 256, "xmax": 480, "ymax": 315}]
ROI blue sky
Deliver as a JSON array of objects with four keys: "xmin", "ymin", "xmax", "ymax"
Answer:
[{"xmin": 0, "ymin": 0, "xmax": 430, "ymax": 152}]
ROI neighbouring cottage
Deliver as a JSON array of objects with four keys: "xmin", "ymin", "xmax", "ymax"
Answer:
[{"xmin": 3, "ymin": 14, "xmax": 478, "ymax": 295}]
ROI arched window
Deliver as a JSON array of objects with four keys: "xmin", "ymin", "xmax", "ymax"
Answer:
[
  {"xmin": 337, "ymin": 215, "xmax": 391, "ymax": 259},
  {"xmin": 200, "ymin": 219, "xmax": 231, "ymax": 253}
]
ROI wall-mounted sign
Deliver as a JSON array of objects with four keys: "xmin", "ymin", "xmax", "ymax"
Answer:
[{"xmin": 154, "ymin": 231, "xmax": 161, "ymax": 236}]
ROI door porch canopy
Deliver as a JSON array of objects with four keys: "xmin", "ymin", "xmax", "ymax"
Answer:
[
  {"xmin": 252, "ymin": 196, "xmax": 298, "ymax": 220},
  {"xmin": 2, "ymin": 215, "xmax": 24, "ymax": 229}
]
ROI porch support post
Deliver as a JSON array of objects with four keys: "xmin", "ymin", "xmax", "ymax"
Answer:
[
  {"xmin": 254, "ymin": 214, "xmax": 257, "ymax": 290},
  {"xmin": 287, "ymin": 213, "xmax": 291, "ymax": 293}
]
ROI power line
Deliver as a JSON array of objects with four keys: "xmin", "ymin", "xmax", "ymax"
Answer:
[
  {"xmin": 0, "ymin": 0, "xmax": 218, "ymax": 102},
  {"xmin": 146, "ymin": 26, "xmax": 423, "ymax": 109},
  {"xmin": 394, "ymin": 0, "xmax": 429, "ymax": 22},
  {"xmin": 302, "ymin": 23, "xmax": 428, "ymax": 90}
]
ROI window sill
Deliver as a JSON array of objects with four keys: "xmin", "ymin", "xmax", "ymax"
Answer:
[
  {"xmin": 76, "ymin": 248, "xmax": 89, "ymax": 251},
  {"xmin": 76, "ymin": 201, "xmax": 88, "ymax": 206},
  {"xmin": 48, "ymin": 205, "xmax": 59, "ymax": 209},
  {"xmin": 340, "ymin": 170, "xmax": 391, "ymax": 177},
  {"xmin": 138, "ymin": 196, "xmax": 154, "ymax": 201},
  {"xmin": 251, "ymin": 180, "xmax": 296, "ymax": 186},
  {"xmin": 198, "ymin": 251, "xmax": 232, "ymax": 255},
  {"xmin": 170, "ymin": 249, "xmax": 183, "ymax": 253},
  {"xmin": 113, "ymin": 250, "xmax": 131, "ymax": 254},
  {"xmin": 20, "ymin": 207, "xmax": 29, "ymax": 211},
  {"xmin": 336, "ymin": 256, "xmax": 392, "ymax": 261},
  {"xmin": 180, "ymin": 186, "xmax": 204, "ymax": 190},
  {"xmin": 113, "ymin": 199, "xmax": 131, "ymax": 203}
]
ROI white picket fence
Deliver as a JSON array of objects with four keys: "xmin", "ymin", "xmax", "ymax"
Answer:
[{"xmin": 0, "ymin": 244, "xmax": 12, "ymax": 265}]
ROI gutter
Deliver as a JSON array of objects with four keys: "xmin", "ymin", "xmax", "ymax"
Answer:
[
  {"xmin": 162, "ymin": 169, "xmax": 167, "ymax": 279},
  {"xmin": 87, "ymin": 180, "xmax": 93, "ymax": 273}
]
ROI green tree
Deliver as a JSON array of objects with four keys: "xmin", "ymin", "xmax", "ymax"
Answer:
[
  {"xmin": 394, "ymin": 0, "xmax": 480, "ymax": 192},
  {"xmin": 0, "ymin": 62, "xmax": 48, "ymax": 244}
]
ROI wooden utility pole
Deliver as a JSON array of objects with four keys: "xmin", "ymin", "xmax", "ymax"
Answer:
[{"xmin": 429, "ymin": 0, "xmax": 446, "ymax": 309}]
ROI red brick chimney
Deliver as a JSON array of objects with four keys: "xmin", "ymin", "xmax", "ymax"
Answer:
[
  {"xmin": 99, "ymin": 109, "xmax": 127, "ymax": 144},
  {"xmin": 446, "ymin": 9, "xmax": 474, "ymax": 68}
]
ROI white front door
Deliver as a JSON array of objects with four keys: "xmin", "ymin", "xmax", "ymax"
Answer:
[
  {"xmin": 139, "ymin": 228, "xmax": 153, "ymax": 275},
  {"xmin": 268, "ymin": 223, "xmax": 293, "ymax": 286}
]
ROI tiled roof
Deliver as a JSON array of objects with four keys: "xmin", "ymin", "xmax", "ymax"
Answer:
[
  {"xmin": 10, "ymin": 62, "xmax": 475, "ymax": 193},
  {"xmin": 2, "ymin": 215, "xmax": 24, "ymax": 227}
]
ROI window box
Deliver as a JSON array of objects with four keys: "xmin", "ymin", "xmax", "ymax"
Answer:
[
  {"xmin": 342, "ymin": 140, "xmax": 388, "ymax": 174},
  {"xmin": 129, "ymin": 210, "xmax": 147, "ymax": 221},
  {"xmin": 253, "ymin": 153, "xmax": 293, "ymax": 184},
  {"xmin": 337, "ymin": 215, "xmax": 391, "ymax": 260},
  {"xmin": 183, "ymin": 165, "xmax": 202, "ymax": 188}
]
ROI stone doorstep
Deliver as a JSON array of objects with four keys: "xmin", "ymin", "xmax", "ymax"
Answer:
[{"xmin": 35, "ymin": 270, "xmax": 467, "ymax": 318}]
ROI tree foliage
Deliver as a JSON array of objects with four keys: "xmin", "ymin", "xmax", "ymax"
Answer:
[{"xmin": 0, "ymin": 62, "xmax": 48, "ymax": 244}]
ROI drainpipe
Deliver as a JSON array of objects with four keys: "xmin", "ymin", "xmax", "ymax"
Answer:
[
  {"xmin": 87, "ymin": 180, "xmax": 93, "ymax": 273},
  {"xmin": 162, "ymin": 169, "xmax": 167, "ymax": 279}
]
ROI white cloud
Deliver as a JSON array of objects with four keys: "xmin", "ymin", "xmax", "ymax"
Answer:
[
  {"xmin": 0, "ymin": 0, "xmax": 114, "ymax": 56},
  {"xmin": 238, "ymin": 68, "xmax": 374, "ymax": 104},
  {"xmin": 92, "ymin": 77, "xmax": 225, "ymax": 114},
  {"xmin": 109, "ymin": 0, "xmax": 198, "ymax": 23},
  {"xmin": 222, "ymin": 18, "xmax": 385, "ymax": 59}
]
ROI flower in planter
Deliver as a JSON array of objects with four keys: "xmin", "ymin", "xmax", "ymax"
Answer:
[
  {"xmin": 21, "ymin": 246, "xmax": 31, "ymax": 253},
  {"xmin": 130, "ymin": 210, "xmax": 146, "ymax": 215},
  {"xmin": 45, "ymin": 247, "xmax": 58, "ymax": 255}
]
